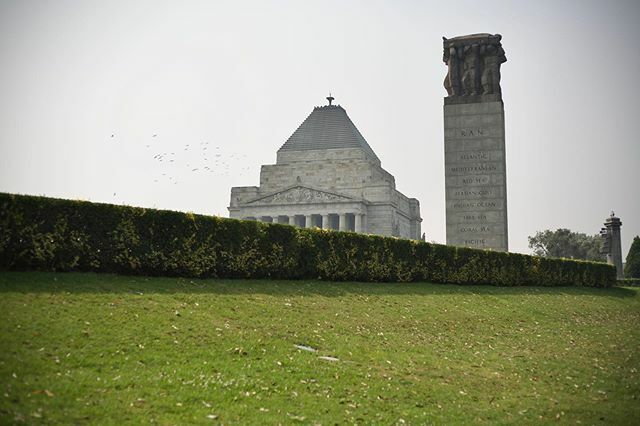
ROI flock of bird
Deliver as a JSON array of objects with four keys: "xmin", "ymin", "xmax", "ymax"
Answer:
[{"xmin": 109, "ymin": 133, "xmax": 252, "ymax": 189}]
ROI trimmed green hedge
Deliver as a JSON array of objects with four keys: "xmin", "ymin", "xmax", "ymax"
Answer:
[
  {"xmin": 617, "ymin": 278, "xmax": 640, "ymax": 287},
  {"xmin": 0, "ymin": 193, "xmax": 615, "ymax": 287}
]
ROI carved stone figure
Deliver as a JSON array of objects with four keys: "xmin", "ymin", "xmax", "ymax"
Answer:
[
  {"xmin": 443, "ymin": 45, "xmax": 462, "ymax": 96},
  {"xmin": 443, "ymin": 34, "xmax": 506, "ymax": 98},
  {"xmin": 461, "ymin": 44, "xmax": 481, "ymax": 95},
  {"xmin": 481, "ymin": 43, "xmax": 506, "ymax": 95}
]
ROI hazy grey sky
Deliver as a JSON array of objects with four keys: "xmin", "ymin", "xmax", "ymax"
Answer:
[{"xmin": 1, "ymin": 0, "xmax": 639, "ymax": 256}]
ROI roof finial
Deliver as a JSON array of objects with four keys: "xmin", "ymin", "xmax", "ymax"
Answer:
[{"xmin": 326, "ymin": 93, "xmax": 334, "ymax": 106}]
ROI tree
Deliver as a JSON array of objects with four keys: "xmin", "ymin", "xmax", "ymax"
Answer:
[
  {"xmin": 528, "ymin": 228, "xmax": 605, "ymax": 262},
  {"xmin": 624, "ymin": 236, "xmax": 640, "ymax": 278}
]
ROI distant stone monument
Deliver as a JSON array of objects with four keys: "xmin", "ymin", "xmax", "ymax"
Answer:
[
  {"xmin": 601, "ymin": 212, "xmax": 623, "ymax": 279},
  {"xmin": 443, "ymin": 33, "xmax": 508, "ymax": 251},
  {"xmin": 228, "ymin": 96, "xmax": 422, "ymax": 240}
]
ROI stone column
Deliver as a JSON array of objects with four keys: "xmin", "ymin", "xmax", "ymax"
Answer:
[
  {"xmin": 604, "ymin": 213, "xmax": 623, "ymax": 279},
  {"xmin": 288, "ymin": 215, "xmax": 296, "ymax": 227},
  {"xmin": 443, "ymin": 34, "xmax": 508, "ymax": 252},
  {"xmin": 322, "ymin": 214, "xmax": 330, "ymax": 230},
  {"xmin": 305, "ymin": 214, "xmax": 313, "ymax": 228},
  {"xmin": 355, "ymin": 214, "xmax": 363, "ymax": 233},
  {"xmin": 338, "ymin": 213, "xmax": 347, "ymax": 231}
]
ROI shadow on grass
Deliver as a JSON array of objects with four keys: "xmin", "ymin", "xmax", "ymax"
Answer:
[{"xmin": 0, "ymin": 271, "xmax": 636, "ymax": 298}]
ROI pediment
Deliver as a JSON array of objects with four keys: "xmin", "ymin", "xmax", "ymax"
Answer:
[{"xmin": 244, "ymin": 186, "xmax": 354, "ymax": 206}]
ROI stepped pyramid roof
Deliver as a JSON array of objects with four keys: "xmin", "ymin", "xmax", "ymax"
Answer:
[{"xmin": 278, "ymin": 103, "xmax": 380, "ymax": 162}]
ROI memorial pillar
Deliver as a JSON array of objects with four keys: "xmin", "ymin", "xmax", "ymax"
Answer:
[
  {"xmin": 355, "ymin": 214, "xmax": 363, "ymax": 233},
  {"xmin": 338, "ymin": 213, "xmax": 347, "ymax": 231},
  {"xmin": 322, "ymin": 214, "xmax": 330, "ymax": 230},
  {"xmin": 288, "ymin": 215, "xmax": 296, "ymax": 227},
  {"xmin": 442, "ymin": 33, "xmax": 508, "ymax": 252},
  {"xmin": 604, "ymin": 213, "xmax": 623, "ymax": 279},
  {"xmin": 305, "ymin": 214, "xmax": 313, "ymax": 228}
]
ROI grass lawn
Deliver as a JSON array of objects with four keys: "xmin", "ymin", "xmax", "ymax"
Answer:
[{"xmin": 0, "ymin": 272, "xmax": 638, "ymax": 424}]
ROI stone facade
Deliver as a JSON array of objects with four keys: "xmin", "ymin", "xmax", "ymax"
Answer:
[
  {"xmin": 229, "ymin": 99, "xmax": 422, "ymax": 240},
  {"xmin": 443, "ymin": 34, "xmax": 509, "ymax": 251}
]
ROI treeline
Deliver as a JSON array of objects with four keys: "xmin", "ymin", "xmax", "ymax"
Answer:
[{"xmin": 0, "ymin": 193, "xmax": 615, "ymax": 287}]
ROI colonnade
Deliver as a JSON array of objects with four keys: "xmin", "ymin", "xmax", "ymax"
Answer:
[{"xmin": 243, "ymin": 213, "xmax": 365, "ymax": 233}]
